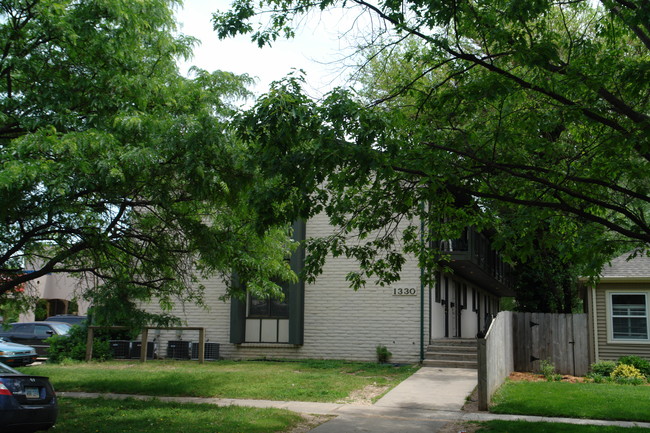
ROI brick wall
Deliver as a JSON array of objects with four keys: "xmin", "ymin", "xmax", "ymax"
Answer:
[{"xmin": 145, "ymin": 211, "xmax": 430, "ymax": 363}]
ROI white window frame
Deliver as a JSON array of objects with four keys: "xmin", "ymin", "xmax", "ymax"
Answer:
[{"xmin": 607, "ymin": 290, "xmax": 650, "ymax": 343}]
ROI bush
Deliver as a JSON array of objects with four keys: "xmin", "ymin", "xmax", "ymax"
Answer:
[
  {"xmin": 539, "ymin": 360, "xmax": 562, "ymax": 381},
  {"xmin": 614, "ymin": 376, "xmax": 646, "ymax": 386},
  {"xmin": 586, "ymin": 372, "xmax": 606, "ymax": 383},
  {"xmin": 376, "ymin": 345, "xmax": 392, "ymax": 364},
  {"xmin": 47, "ymin": 323, "xmax": 111, "ymax": 363},
  {"xmin": 590, "ymin": 361, "xmax": 617, "ymax": 377},
  {"xmin": 617, "ymin": 355, "xmax": 650, "ymax": 378},
  {"xmin": 611, "ymin": 364, "xmax": 646, "ymax": 383}
]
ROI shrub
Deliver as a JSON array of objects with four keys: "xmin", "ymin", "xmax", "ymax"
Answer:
[
  {"xmin": 590, "ymin": 361, "xmax": 617, "ymax": 377},
  {"xmin": 47, "ymin": 323, "xmax": 112, "ymax": 363},
  {"xmin": 611, "ymin": 364, "xmax": 646, "ymax": 383},
  {"xmin": 614, "ymin": 376, "xmax": 647, "ymax": 386},
  {"xmin": 617, "ymin": 355, "xmax": 650, "ymax": 378},
  {"xmin": 539, "ymin": 360, "xmax": 561, "ymax": 381},
  {"xmin": 376, "ymin": 345, "xmax": 392, "ymax": 364},
  {"xmin": 586, "ymin": 372, "xmax": 606, "ymax": 383}
]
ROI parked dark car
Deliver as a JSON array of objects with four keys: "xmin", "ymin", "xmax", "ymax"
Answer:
[
  {"xmin": 0, "ymin": 362, "xmax": 57, "ymax": 432},
  {"xmin": 0, "ymin": 322, "xmax": 71, "ymax": 356},
  {"xmin": 0, "ymin": 339, "xmax": 37, "ymax": 367},
  {"xmin": 44, "ymin": 315, "xmax": 86, "ymax": 326}
]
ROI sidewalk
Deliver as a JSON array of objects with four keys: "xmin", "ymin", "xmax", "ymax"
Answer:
[
  {"xmin": 60, "ymin": 367, "xmax": 650, "ymax": 432},
  {"xmin": 306, "ymin": 367, "xmax": 477, "ymax": 432}
]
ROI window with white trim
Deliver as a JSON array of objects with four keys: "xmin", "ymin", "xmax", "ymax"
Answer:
[{"xmin": 610, "ymin": 293, "xmax": 649, "ymax": 340}]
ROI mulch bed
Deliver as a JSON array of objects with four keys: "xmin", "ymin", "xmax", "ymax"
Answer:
[{"xmin": 508, "ymin": 371, "xmax": 589, "ymax": 383}]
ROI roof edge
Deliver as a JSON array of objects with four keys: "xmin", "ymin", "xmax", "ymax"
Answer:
[{"xmin": 581, "ymin": 276, "xmax": 650, "ymax": 285}]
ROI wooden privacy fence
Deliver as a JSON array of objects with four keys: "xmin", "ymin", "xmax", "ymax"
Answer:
[
  {"xmin": 512, "ymin": 312, "xmax": 589, "ymax": 376},
  {"xmin": 478, "ymin": 311, "xmax": 590, "ymax": 409}
]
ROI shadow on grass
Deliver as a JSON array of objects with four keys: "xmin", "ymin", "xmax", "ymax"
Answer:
[{"xmin": 55, "ymin": 397, "xmax": 302, "ymax": 433}]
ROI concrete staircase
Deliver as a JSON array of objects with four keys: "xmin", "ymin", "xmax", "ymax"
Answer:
[{"xmin": 423, "ymin": 338, "xmax": 478, "ymax": 369}]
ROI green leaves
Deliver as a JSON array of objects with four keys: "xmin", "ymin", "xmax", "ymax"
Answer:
[
  {"xmin": 0, "ymin": 0, "xmax": 300, "ymax": 328},
  {"xmin": 213, "ymin": 0, "xmax": 650, "ymax": 291}
]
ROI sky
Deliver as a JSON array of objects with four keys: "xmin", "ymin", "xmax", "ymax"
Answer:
[{"xmin": 174, "ymin": 0, "xmax": 365, "ymax": 99}]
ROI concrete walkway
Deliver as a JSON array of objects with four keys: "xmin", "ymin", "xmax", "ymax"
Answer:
[
  {"xmin": 60, "ymin": 367, "xmax": 650, "ymax": 432},
  {"xmin": 306, "ymin": 367, "xmax": 477, "ymax": 432}
]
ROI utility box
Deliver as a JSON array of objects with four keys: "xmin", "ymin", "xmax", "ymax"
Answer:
[
  {"xmin": 191, "ymin": 342, "xmax": 219, "ymax": 361},
  {"xmin": 166, "ymin": 340, "xmax": 191, "ymax": 359},
  {"xmin": 109, "ymin": 340, "xmax": 130, "ymax": 359},
  {"xmin": 130, "ymin": 341, "xmax": 155, "ymax": 359}
]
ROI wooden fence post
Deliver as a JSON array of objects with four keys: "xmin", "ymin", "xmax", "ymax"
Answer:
[
  {"xmin": 140, "ymin": 328, "xmax": 149, "ymax": 363},
  {"xmin": 198, "ymin": 328, "xmax": 205, "ymax": 364}
]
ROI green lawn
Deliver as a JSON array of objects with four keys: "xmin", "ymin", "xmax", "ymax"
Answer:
[
  {"xmin": 477, "ymin": 420, "xmax": 650, "ymax": 433},
  {"xmin": 53, "ymin": 397, "xmax": 304, "ymax": 433},
  {"xmin": 490, "ymin": 380, "xmax": 650, "ymax": 422},
  {"xmin": 20, "ymin": 359, "xmax": 417, "ymax": 402}
]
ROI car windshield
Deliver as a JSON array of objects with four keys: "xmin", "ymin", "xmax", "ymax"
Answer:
[
  {"xmin": 49, "ymin": 323, "xmax": 72, "ymax": 335},
  {"xmin": 0, "ymin": 362, "xmax": 21, "ymax": 374}
]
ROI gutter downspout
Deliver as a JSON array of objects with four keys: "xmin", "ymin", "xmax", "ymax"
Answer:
[
  {"xmin": 420, "ymin": 203, "xmax": 425, "ymax": 363},
  {"xmin": 591, "ymin": 287, "xmax": 599, "ymax": 362}
]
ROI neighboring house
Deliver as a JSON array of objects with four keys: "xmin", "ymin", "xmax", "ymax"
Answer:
[
  {"xmin": 584, "ymin": 252, "xmax": 650, "ymax": 362},
  {"xmin": 148, "ymin": 213, "xmax": 513, "ymax": 363},
  {"xmin": 18, "ymin": 270, "xmax": 91, "ymax": 323}
]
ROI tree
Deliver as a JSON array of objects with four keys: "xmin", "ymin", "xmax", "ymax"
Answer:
[
  {"xmin": 212, "ymin": 0, "xmax": 648, "ymax": 286},
  {"xmin": 0, "ymin": 0, "xmax": 296, "ymax": 327}
]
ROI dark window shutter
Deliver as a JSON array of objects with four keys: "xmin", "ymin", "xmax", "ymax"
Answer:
[
  {"xmin": 229, "ymin": 274, "xmax": 246, "ymax": 344},
  {"xmin": 288, "ymin": 220, "xmax": 305, "ymax": 345}
]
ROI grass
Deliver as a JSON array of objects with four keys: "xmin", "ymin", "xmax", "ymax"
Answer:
[
  {"xmin": 53, "ymin": 397, "xmax": 304, "ymax": 433},
  {"xmin": 490, "ymin": 380, "xmax": 650, "ymax": 422},
  {"xmin": 476, "ymin": 420, "xmax": 650, "ymax": 433},
  {"xmin": 20, "ymin": 359, "xmax": 417, "ymax": 402}
]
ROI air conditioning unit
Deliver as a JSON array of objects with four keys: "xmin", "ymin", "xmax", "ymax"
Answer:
[
  {"xmin": 166, "ymin": 340, "xmax": 191, "ymax": 359},
  {"xmin": 191, "ymin": 342, "xmax": 220, "ymax": 361},
  {"xmin": 129, "ymin": 341, "xmax": 155, "ymax": 359},
  {"xmin": 108, "ymin": 340, "xmax": 130, "ymax": 359}
]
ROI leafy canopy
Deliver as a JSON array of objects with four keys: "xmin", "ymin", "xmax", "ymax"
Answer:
[
  {"xmin": 0, "ymin": 0, "xmax": 296, "ymax": 327},
  {"xmin": 213, "ymin": 0, "xmax": 649, "ymax": 287}
]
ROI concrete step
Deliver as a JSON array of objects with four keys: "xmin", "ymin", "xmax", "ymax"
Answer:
[
  {"xmin": 425, "ymin": 338, "xmax": 478, "ymax": 369},
  {"xmin": 426, "ymin": 344, "xmax": 477, "ymax": 353},
  {"xmin": 429, "ymin": 338, "xmax": 477, "ymax": 347},
  {"xmin": 422, "ymin": 359, "xmax": 478, "ymax": 369},
  {"xmin": 424, "ymin": 351, "xmax": 477, "ymax": 361}
]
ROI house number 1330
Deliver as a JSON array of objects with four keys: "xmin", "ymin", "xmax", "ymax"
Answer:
[{"xmin": 393, "ymin": 288, "xmax": 417, "ymax": 296}]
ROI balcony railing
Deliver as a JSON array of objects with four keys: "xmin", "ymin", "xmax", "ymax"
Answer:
[{"xmin": 438, "ymin": 227, "xmax": 513, "ymax": 293}]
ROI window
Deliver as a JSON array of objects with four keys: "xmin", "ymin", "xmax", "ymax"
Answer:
[
  {"xmin": 472, "ymin": 288, "xmax": 477, "ymax": 312},
  {"xmin": 230, "ymin": 220, "xmax": 305, "ymax": 345},
  {"xmin": 462, "ymin": 284, "xmax": 467, "ymax": 310},
  {"xmin": 610, "ymin": 293, "xmax": 649, "ymax": 340},
  {"xmin": 34, "ymin": 325, "xmax": 52, "ymax": 338},
  {"xmin": 434, "ymin": 272, "xmax": 441, "ymax": 303},
  {"xmin": 12, "ymin": 323, "xmax": 33, "ymax": 333},
  {"xmin": 248, "ymin": 285, "xmax": 290, "ymax": 318}
]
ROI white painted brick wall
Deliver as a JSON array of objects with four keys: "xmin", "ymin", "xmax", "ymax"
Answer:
[
  {"xmin": 144, "ymin": 211, "xmax": 430, "ymax": 363},
  {"xmin": 143, "ymin": 213, "xmax": 501, "ymax": 362}
]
